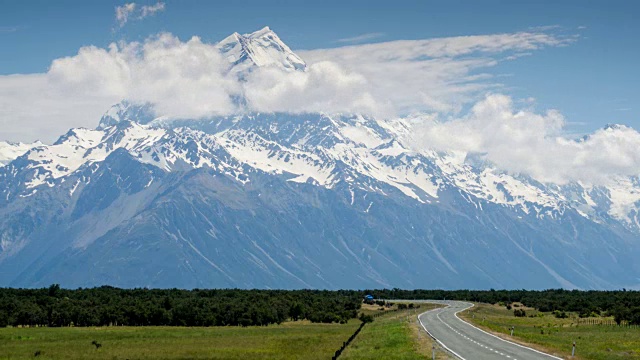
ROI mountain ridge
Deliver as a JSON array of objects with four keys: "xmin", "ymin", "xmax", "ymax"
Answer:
[{"xmin": 1, "ymin": 27, "xmax": 639, "ymax": 290}]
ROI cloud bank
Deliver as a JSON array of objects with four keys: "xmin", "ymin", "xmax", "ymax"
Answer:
[{"xmin": 1, "ymin": 28, "xmax": 638, "ymax": 185}]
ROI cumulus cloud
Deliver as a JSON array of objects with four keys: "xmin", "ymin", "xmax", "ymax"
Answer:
[
  {"xmin": 48, "ymin": 33, "xmax": 239, "ymax": 118},
  {"xmin": 0, "ymin": 73, "xmax": 116, "ymax": 142},
  {"xmin": 406, "ymin": 94, "xmax": 640, "ymax": 185},
  {"xmin": 244, "ymin": 61, "xmax": 389, "ymax": 116},
  {"xmin": 115, "ymin": 2, "xmax": 165, "ymax": 28}
]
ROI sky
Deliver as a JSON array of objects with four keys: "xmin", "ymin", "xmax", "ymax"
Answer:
[{"xmin": 1, "ymin": 0, "xmax": 639, "ymax": 184}]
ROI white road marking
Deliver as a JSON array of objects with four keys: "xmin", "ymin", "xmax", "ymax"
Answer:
[
  {"xmin": 450, "ymin": 302, "xmax": 563, "ymax": 360},
  {"xmin": 417, "ymin": 300, "xmax": 561, "ymax": 360}
]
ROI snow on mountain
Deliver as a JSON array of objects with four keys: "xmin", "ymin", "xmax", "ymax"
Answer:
[
  {"xmin": 0, "ymin": 141, "xmax": 42, "ymax": 167},
  {"xmin": 2, "ymin": 27, "xmax": 640, "ymax": 290},
  {"xmin": 217, "ymin": 26, "xmax": 306, "ymax": 74},
  {"xmin": 7, "ymin": 110, "xmax": 640, "ymax": 229}
]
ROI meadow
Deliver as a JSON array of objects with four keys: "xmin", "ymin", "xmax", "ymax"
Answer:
[
  {"xmin": 0, "ymin": 320, "xmax": 360, "ymax": 360},
  {"xmin": 0, "ymin": 302, "xmax": 452, "ymax": 360},
  {"xmin": 461, "ymin": 303, "xmax": 640, "ymax": 360},
  {"xmin": 341, "ymin": 302, "xmax": 452, "ymax": 359}
]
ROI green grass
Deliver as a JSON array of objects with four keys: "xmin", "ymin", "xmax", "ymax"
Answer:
[
  {"xmin": 462, "ymin": 303, "xmax": 640, "ymax": 360},
  {"xmin": 342, "ymin": 304, "xmax": 450, "ymax": 360},
  {"xmin": 0, "ymin": 320, "xmax": 360, "ymax": 360}
]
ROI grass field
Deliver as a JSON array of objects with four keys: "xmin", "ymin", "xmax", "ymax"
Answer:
[
  {"xmin": 461, "ymin": 303, "xmax": 640, "ymax": 360},
  {"xmin": 342, "ymin": 303, "xmax": 452, "ymax": 360},
  {"xmin": 0, "ymin": 320, "xmax": 360, "ymax": 360}
]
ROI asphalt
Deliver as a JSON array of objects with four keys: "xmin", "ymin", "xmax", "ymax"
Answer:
[{"xmin": 417, "ymin": 301, "xmax": 562, "ymax": 360}]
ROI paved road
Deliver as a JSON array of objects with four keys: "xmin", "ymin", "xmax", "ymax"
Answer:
[{"xmin": 417, "ymin": 301, "xmax": 562, "ymax": 360}]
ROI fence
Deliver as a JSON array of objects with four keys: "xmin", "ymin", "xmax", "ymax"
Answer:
[
  {"xmin": 372, "ymin": 308, "xmax": 400, "ymax": 318},
  {"xmin": 576, "ymin": 318, "xmax": 640, "ymax": 328},
  {"xmin": 331, "ymin": 306, "xmax": 421, "ymax": 359},
  {"xmin": 331, "ymin": 321, "xmax": 366, "ymax": 360}
]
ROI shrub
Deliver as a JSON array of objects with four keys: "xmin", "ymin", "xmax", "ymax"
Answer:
[
  {"xmin": 554, "ymin": 310, "xmax": 568, "ymax": 319},
  {"xmin": 359, "ymin": 314, "xmax": 374, "ymax": 323},
  {"xmin": 514, "ymin": 309, "xmax": 526, "ymax": 317}
]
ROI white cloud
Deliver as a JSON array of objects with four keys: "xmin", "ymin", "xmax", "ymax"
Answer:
[
  {"xmin": 141, "ymin": 2, "xmax": 165, "ymax": 18},
  {"xmin": 297, "ymin": 31, "xmax": 574, "ymax": 116},
  {"xmin": 48, "ymin": 33, "xmax": 240, "ymax": 118},
  {"xmin": 405, "ymin": 94, "xmax": 640, "ymax": 185},
  {"xmin": 115, "ymin": 2, "xmax": 165, "ymax": 28},
  {"xmin": 115, "ymin": 3, "xmax": 137, "ymax": 27},
  {"xmin": 336, "ymin": 32, "xmax": 385, "ymax": 43},
  {"xmin": 5, "ymin": 30, "xmax": 567, "ymax": 143},
  {"xmin": 243, "ymin": 61, "xmax": 388, "ymax": 116},
  {"xmin": 308, "ymin": 31, "xmax": 571, "ymax": 60},
  {"xmin": 0, "ymin": 26, "xmax": 21, "ymax": 33},
  {"xmin": 0, "ymin": 73, "xmax": 117, "ymax": 142}
]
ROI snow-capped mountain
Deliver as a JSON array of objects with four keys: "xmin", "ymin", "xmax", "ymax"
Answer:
[
  {"xmin": 217, "ymin": 26, "xmax": 306, "ymax": 74},
  {"xmin": 1, "ymin": 28, "xmax": 639, "ymax": 290},
  {"xmin": 0, "ymin": 141, "xmax": 42, "ymax": 167}
]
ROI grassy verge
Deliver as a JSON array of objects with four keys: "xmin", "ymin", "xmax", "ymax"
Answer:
[
  {"xmin": 341, "ymin": 304, "xmax": 452, "ymax": 359},
  {"xmin": 460, "ymin": 303, "xmax": 640, "ymax": 360},
  {"xmin": 0, "ymin": 320, "xmax": 360, "ymax": 360}
]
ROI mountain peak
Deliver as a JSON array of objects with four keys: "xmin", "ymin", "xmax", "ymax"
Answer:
[
  {"xmin": 247, "ymin": 26, "xmax": 273, "ymax": 38},
  {"xmin": 217, "ymin": 26, "xmax": 306, "ymax": 73}
]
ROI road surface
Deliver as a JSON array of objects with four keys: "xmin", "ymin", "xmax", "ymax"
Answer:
[{"xmin": 417, "ymin": 301, "xmax": 562, "ymax": 360}]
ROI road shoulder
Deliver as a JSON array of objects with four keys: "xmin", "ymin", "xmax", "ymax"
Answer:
[{"xmin": 458, "ymin": 303, "xmax": 569, "ymax": 359}]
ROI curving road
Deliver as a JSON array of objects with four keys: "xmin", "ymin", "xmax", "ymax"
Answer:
[{"xmin": 417, "ymin": 301, "xmax": 562, "ymax": 360}]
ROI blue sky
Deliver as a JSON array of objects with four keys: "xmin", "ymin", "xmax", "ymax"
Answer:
[{"xmin": 0, "ymin": 0, "xmax": 638, "ymax": 140}]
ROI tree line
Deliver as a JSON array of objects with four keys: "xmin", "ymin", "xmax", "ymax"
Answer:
[
  {"xmin": 0, "ymin": 285, "xmax": 361, "ymax": 327},
  {"xmin": 2, "ymin": 286, "xmax": 639, "ymax": 328},
  {"xmin": 366, "ymin": 288, "xmax": 640, "ymax": 324}
]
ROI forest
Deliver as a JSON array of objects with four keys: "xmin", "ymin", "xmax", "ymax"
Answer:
[{"xmin": 1, "ymin": 286, "xmax": 639, "ymax": 327}]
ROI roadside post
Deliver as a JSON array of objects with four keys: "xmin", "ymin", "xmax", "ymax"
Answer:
[
  {"xmin": 432, "ymin": 344, "xmax": 436, "ymax": 360},
  {"xmin": 572, "ymin": 341, "xmax": 576, "ymax": 357},
  {"xmin": 510, "ymin": 326, "xmax": 514, "ymax": 336}
]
